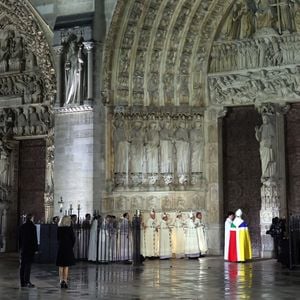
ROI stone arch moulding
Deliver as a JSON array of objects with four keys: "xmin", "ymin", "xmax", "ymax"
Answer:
[
  {"xmin": 206, "ymin": 0, "xmax": 300, "ymax": 107},
  {"xmin": 0, "ymin": 0, "xmax": 56, "ymax": 224},
  {"xmin": 102, "ymin": 0, "xmax": 237, "ymax": 108},
  {"xmin": 0, "ymin": 0, "xmax": 56, "ymax": 99}
]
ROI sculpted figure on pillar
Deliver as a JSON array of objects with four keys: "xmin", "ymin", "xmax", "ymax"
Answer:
[
  {"xmin": 129, "ymin": 119, "xmax": 145, "ymax": 174},
  {"xmin": 145, "ymin": 119, "xmax": 160, "ymax": 174},
  {"xmin": 175, "ymin": 118, "xmax": 190, "ymax": 183},
  {"xmin": 255, "ymin": 0, "xmax": 275, "ymax": 31},
  {"xmin": 190, "ymin": 116, "xmax": 204, "ymax": 174},
  {"xmin": 64, "ymin": 37, "xmax": 85, "ymax": 105},
  {"xmin": 160, "ymin": 117, "xmax": 174, "ymax": 176},
  {"xmin": 113, "ymin": 118, "xmax": 130, "ymax": 174},
  {"xmin": 255, "ymin": 114, "xmax": 276, "ymax": 182},
  {"xmin": 0, "ymin": 140, "xmax": 10, "ymax": 188}
]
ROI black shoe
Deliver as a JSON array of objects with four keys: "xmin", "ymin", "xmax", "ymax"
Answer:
[
  {"xmin": 23, "ymin": 282, "xmax": 35, "ymax": 288},
  {"xmin": 60, "ymin": 281, "xmax": 68, "ymax": 289}
]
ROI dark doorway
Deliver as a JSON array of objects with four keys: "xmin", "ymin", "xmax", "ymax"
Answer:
[
  {"xmin": 18, "ymin": 139, "xmax": 46, "ymax": 223},
  {"xmin": 223, "ymin": 106, "xmax": 261, "ymax": 257},
  {"xmin": 286, "ymin": 103, "xmax": 300, "ymax": 215}
]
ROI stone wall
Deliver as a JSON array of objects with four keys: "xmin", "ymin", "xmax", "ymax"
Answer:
[{"xmin": 53, "ymin": 109, "xmax": 94, "ymax": 218}]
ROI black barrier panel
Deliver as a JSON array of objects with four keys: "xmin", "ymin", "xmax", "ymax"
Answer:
[
  {"xmin": 37, "ymin": 224, "xmax": 58, "ymax": 264},
  {"xmin": 36, "ymin": 217, "xmax": 140, "ymax": 265}
]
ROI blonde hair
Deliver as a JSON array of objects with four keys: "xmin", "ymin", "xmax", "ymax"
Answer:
[{"xmin": 58, "ymin": 215, "xmax": 71, "ymax": 227}]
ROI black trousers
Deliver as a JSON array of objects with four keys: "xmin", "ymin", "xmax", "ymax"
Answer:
[{"xmin": 20, "ymin": 255, "xmax": 33, "ymax": 285}]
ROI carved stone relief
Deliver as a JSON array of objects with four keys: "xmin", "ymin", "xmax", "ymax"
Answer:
[
  {"xmin": 102, "ymin": 191, "xmax": 207, "ymax": 214},
  {"xmin": 112, "ymin": 110, "xmax": 205, "ymax": 190},
  {"xmin": 208, "ymin": 66, "xmax": 300, "ymax": 105}
]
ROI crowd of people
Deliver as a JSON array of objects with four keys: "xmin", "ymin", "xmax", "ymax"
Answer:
[{"xmin": 18, "ymin": 208, "xmax": 253, "ymax": 289}]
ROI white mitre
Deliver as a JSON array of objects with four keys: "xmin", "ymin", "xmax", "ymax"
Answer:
[{"xmin": 235, "ymin": 209, "xmax": 242, "ymax": 218}]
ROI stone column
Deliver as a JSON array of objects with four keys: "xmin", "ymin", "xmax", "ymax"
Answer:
[
  {"xmin": 44, "ymin": 134, "xmax": 55, "ymax": 223},
  {"xmin": 53, "ymin": 46, "xmax": 64, "ymax": 107},
  {"xmin": 83, "ymin": 41, "xmax": 94, "ymax": 104},
  {"xmin": 204, "ymin": 106, "xmax": 227, "ymax": 255},
  {"xmin": 256, "ymin": 103, "xmax": 283, "ymax": 258}
]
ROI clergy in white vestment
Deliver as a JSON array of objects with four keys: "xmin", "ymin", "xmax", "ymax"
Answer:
[
  {"xmin": 184, "ymin": 212, "xmax": 200, "ymax": 258},
  {"xmin": 195, "ymin": 211, "xmax": 208, "ymax": 255},
  {"xmin": 224, "ymin": 211, "xmax": 235, "ymax": 261},
  {"xmin": 171, "ymin": 212, "xmax": 185, "ymax": 258},
  {"xmin": 98, "ymin": 216, "xmax": 110, "ymax": 262},
  {"xmin": 159, "ymin": 213, "xmax": 172, "ymax": 259},
  {"xmin": 108, "ymin": 216, "xmax": 118, "ymax": 261},
  {"xmin": 88, "ymin": 216, "xmax": 98, "ymax": 262},
  {"xmin": 118, "ymin": 212, "xmax": 132, "ymax": 262},
  {"xmin": 143, "ymin": 209, "xmax": 159, "ymax": 258}
]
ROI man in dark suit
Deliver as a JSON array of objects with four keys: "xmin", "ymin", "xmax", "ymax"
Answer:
[{"xmin": 19, "ymin": 213, "xmax": 38, "ymax": 288}]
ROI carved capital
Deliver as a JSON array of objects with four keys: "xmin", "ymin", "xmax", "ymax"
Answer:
[{"xmin": 83, "ymin": 41, "xmax": 94, "ymax": 51}]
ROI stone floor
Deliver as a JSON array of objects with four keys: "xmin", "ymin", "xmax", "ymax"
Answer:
[{"xmin": 0, "ymin": 254, "xmax": 300, "ymax": 300}]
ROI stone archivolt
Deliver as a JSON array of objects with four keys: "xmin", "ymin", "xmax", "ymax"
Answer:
[
  {"xmin": 0, "ymin": 0, "xmax": 55, "ymax": 139},
  {"xmin": 103, "ymin": 0, "xmax": 300, "ymax": 108}
]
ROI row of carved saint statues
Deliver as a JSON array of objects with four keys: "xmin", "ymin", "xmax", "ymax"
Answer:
[
  {"xmin": 0, "ymin": 105, "xmax": 52, "ymax": 136},
  {"xmin": 113, "ymin": 116, "xmax": 204, "ymax": 186}
]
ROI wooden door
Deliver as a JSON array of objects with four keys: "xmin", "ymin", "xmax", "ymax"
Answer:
[
  {"xmin": 286, "ymin": 103, "xmax": 300, "ymax": 215},
  {"xmin": 18, "ymin": 139, "xmax": 46, "ymax": 223},
  {"xmin": 223, "ymin": 106, "xmax": 261, "ymax": 257}
]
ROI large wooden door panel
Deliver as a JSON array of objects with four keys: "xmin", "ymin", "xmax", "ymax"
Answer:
[
  {"xmin": 19, "ymin": 139, "xmax": 46, "ymax": 222},
  {"xmin": 223, "ymin": 106, "xmax": 261, "ymax": 257}
]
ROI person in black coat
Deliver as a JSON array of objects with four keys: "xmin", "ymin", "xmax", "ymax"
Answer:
[
  {"xmin": 19, "ymin": 213, "xmax": 38, "ymax": 288},
  {"xmin": 56, "ymin": 215, "xmax": 75, "ymax": 288}
]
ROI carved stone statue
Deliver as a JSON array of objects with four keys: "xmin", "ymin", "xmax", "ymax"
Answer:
[
  {"xmin": 175, "ymin": 119, "xmax": 190, "ymax": 176},
  {"xmin": 255, "ymin": 114, "xmax": 276, "ymax": 182},
  {"xmin": 113, "ymin": 119, "xmax": 129, "ymax": 174},
  {"xmin": 28, "ymin": 106, "xmax": 41, "ymax": 135},
  {"xmin": 0, "ymin": 141, "xmax": 9, "ymax": 187},
  {"xmin": 64, "ymin": 39, "xmax": 84, "ymax": 105},
  {"xmin": 145, "ymin": 120, "xmax": 160, "ymax": 174},
  {"xmin": 160, "ymin": 119, "xmax": 174, "ymax": 174},
  {"xmin": 278, "ymin": 0, "xmax": 293, "ymax": 33},
  {"xmin": 190, "ymin": 117, "xmax": 204, "ymax": 173},
  {"xmin": 129, "ymin": 120, "xmax": 144, "ymax": 173},
  {"xmin": 255, "ymin": 0, "xmax": 275, "ymax": 31},
  {"xmin": 15, "ymin": 107, "xmax": 27, "ymax": 135}
]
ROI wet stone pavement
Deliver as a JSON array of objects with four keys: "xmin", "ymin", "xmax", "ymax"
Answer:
[{"xmin": 0, "ymin": 254, "xmax": 300, "ymax": 300}]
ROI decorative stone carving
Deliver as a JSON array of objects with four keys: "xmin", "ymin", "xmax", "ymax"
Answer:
[
  {"xmin": 209, "ymin": 66, "xmax": 300, "ymax": 105},
  {"xmin": 64, "ymin": 36, "xmax": 86, "ymax": 105},
  {"xmin": 174, "ymin": 118, "xmax": 190, "ymax": 183},
  {"xmin": 112, "ymin": 111, "xmax": 204, "ymax": 190},
  {"xmin": 0, "ymin": 140, "xmax": 11, "ymax": 189},
  {"xmin": 255, "ymin": 113, "xmax": 276, "ymax": 183}
]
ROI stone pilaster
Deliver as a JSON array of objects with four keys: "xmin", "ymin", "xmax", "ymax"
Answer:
[
  {"xmin": 53, "ymin": 46, "xmax": 64, "ymax": 107},
  {"xmin": 204, "ymin": 106, "xmax": 227, "ymax": 255},
  {"xmin": 83, "ymin": 42, "xmax": 94, "ymax": 102}
]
